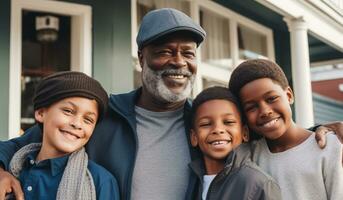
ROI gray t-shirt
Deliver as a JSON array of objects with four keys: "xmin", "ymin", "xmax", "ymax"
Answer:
[
  {"xmin": 252, "ymin": 133, "xmax": 343, "ymax": 200},
  {"xmin": 131, "ymin": 106, "xmax": 191, "ymax": 200}
]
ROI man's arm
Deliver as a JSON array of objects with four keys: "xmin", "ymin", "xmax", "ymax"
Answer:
[
  {"xmin": 313, "ymin": 121, "xmax": 343, "ymax": 148},
  {"xmin": 0, "ymin": 124, "xmax": 42, "ymax": 200}
]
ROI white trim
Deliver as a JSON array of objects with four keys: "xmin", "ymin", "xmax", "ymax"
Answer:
[
  {"xmin": 256, "ymin": 0, "xmax": 343, "ymax": 51},
  {"xmin": 189, "ymin": 1, "xmax": 203, "ymax": 97},
  {"xmin": 131, "ymin": 0, "xmax": 138, "ymax": 58},
  {"xmin": 71, "ymin": 17, "xmax": 81, "ymax": 71},
  {"xmin": 74, "ymin": 10, "xmax": 92, "ymax": 76},
  {"xmin": 267, "ymin": 32, "xmax": 275, "ymax": 61},
  {"xmin": 198, "ymin": 0, "xmax": 273, "ymax": 37},
  {"xmin": 229, "ymin": 20, "xmax": 239, "ymax": 68},
  {"xmin": 311, "ymin": 68, "xmax": 343, "ymax": 81},
  {"xmin": 311, "ymin": 58, "xmax": 343, "ymax": 67},
  {"xmin": 306, "ymin": 0, "xmax": 343, "ymax": 23},
  {"xmin": 9, "ymin": 0, "xmax": 22, "ymax": 139},
  {"xmin": 9, "ymin": 0, "xmax": 92, "ymax": 138}
]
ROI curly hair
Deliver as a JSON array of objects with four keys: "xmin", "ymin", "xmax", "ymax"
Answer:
[{"xmin": 228, "ymin": 59, "xmax": 289, "ymax": 98}]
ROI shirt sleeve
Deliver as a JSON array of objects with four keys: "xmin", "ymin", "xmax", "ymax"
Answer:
[
  {"xmin": 260, "ymin": 179, "xmax": 282, "ymax": 200},
  {"xmin": 96, "ymin": 176, "xmax": 120, "ymax": 200},
  {"xmin": 0, "ymin": 124, "xmax": 42, "ymax": 170},
  {"xmin": 323, "ymin": 134, "xmax": 343, "ymax": 200}
]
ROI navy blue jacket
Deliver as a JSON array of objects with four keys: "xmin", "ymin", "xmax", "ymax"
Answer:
[{"xmin": 0, "ymin": 88, "xmax": 200, "ymax": 200}]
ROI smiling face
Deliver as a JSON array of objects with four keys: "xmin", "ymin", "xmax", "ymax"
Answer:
[
  {"xmin": 35, "ymin": 97, "xmax": 98, "ymax": 160},
  {"xmin": 191, "ymin": 99, "xmax": 248, "ymax": 165},
  {"xmin": 139, "ymin": 33, "xmax": 197, "ymax": 104},
  {"xmin": 239, "ymin": 78, "xmax": 294, "ymax": 140}
]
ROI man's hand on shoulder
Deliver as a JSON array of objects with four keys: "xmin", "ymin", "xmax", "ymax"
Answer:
[
  {"xmin": 314, "ymin": 121, "xmax": 343, "ymax": 148},
  {"xmin": 0, "ymin": 168, "xmax": 24, "ymax": 200}
]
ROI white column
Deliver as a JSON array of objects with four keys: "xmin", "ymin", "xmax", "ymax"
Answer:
[{"xmin": 284, "ymin": 17, "xmax": 314, "ymax": 128}]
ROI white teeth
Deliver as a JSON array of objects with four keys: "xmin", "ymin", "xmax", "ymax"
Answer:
[
  {"xmin": 212, "ymin": 141, "xmax": 229, "ymax": 145},
  {"xmin": 167, "ymin": 75, "xmax": 185, "ymax": 79},
  {"xmin": 61, "ymin": 130, "xmax": 80, "ymax": 139},
  {"xmin": 262, "ymin": 118, "xmax": 279, "ymax": 128}
]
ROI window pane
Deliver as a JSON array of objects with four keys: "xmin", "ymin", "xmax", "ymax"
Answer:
[
  {"xmin": 137, "ymin": 0, "xmax": 190, "ymax": 26},
  {"xmin": 21, "ymin": 11, "xmax": 71, "ymax": 131},
  {"xmin": 200, "ymin": 9, "xmax": 231, "ymax": 68},
  {"xmin": 238, "ymin": 24, "xmax": 267, "ymax": 59},
  {"xmin": 202, "ymin": 78, "xmax": 227, "ymax": 90}
]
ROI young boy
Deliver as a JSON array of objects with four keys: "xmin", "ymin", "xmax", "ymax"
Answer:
[
  {"xmin": 229, "ymin": 59, "xmax": 343, "ymax": 200},
  {"xmin": 7, "ymin": 71, "xmax": 120, "ymax": 200},
  {"xmin": 187, "ymin": 86, "xmax": 281, "ymax": 200}
]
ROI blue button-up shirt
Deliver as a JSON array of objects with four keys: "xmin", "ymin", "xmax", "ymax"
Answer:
[{"xmin": 18, "ymin": 151, "xmax": 119, "ymax": 200}]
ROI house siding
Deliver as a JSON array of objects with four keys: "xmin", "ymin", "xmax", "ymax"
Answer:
[
  {"xmin": 0, "ymin": 1, "xmax": 10, "ymax": 140},
  {"xmin": 313, "ymin": 93, "xmax": 343, "ymax": 124}
]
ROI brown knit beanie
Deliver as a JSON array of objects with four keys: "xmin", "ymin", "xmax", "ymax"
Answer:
[{"xmin": 33, "ymin": 71, "xmax": 108, "ymax": 120}]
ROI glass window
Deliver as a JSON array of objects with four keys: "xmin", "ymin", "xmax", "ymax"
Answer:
[
  {"xmin": 137, "ymin": 0, "xmax": 190, "ymax": 25},
  {"xmin": 202, "ymin": 78, "xmax": 227, "ymax": 90},
  {"xmin": 200, "ymin": 9, "xmax": 231, "ymax": 68},
  {"xmin": 21, "ymin": 11, "xmax": 71, "ymax": 131},
  {"xmin": 238, "ymin": 24, "xmax": 267, "ymax": 60}
]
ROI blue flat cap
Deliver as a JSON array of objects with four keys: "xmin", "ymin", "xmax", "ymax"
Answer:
[{"xmin": 136, "ymin": 8, "xmax": 206, "ymax": 50}]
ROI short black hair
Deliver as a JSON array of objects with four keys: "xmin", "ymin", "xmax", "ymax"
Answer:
[
  {"xmin": 228, "ymin": 59, "xmax": 289, "ymax": 97},
  {"xmin": 191, "ymin": 86, "xmax": 244, "ymax": 128}
]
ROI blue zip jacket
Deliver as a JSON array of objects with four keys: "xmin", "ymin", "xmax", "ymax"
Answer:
[{"xmin": 0, "ymin": 88, "xmax": 200, "ymax": 200}]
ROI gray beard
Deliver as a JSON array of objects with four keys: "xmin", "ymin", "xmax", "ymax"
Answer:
[{"xmin": 142, "ymin": 64, "xmax": 195, "ymax": 103}]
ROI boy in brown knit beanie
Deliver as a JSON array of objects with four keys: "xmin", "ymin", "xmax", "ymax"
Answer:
[{"xmin": 6, "ymin": 71, "xmax": 119, "ymax": 200}]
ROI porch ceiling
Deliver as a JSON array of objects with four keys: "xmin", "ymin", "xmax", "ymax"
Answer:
[{"xmin": 308, "ymin": 35, "xmax": 343, "ymax": 63}]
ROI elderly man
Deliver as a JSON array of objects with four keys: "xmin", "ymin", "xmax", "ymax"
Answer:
[{"xmin": 0, "ymin": 8, "xmax": 342, "ymax": 200}]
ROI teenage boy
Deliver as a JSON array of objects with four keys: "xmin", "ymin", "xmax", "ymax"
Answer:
[
  {"xmin": 229, "ymin": 59, "xmax": 343, "ymax": 200},
  {"xmin": 7, "ymin": 71, "xmax": 120, "ymax": 200},
  {"xmin": 187, "ymin": 86, "xmax": 281, "ymax": 200}
]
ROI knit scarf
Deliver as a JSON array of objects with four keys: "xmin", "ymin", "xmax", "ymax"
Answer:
[{"xmin": 9, "ymin": 143, "xmax": 96, "ymax": 200}]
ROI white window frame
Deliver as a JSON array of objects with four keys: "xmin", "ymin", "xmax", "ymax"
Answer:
[
  {"xmin": 9, "ymin": 0, "xmax": 92, "ymax": 138},
  {"xmin": 131, "ymin": 0, "xmax": 275, "ymax": 95},
  {"xmin": 194, "ymin": 0, "xmax": 274, "ymax": 94}
]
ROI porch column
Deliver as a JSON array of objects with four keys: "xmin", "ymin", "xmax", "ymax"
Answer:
[{"xmin": 284, "ymin": 17, "xmax": 314, "ymax": 128}]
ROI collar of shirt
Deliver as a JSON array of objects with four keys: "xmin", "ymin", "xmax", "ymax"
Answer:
[{"xmin": 25, "ymin": 151, "xmax": 70, "ymax": 176}]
